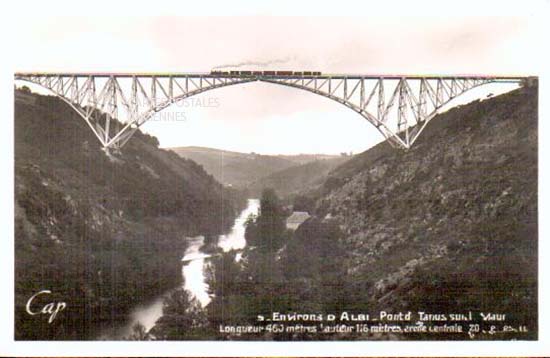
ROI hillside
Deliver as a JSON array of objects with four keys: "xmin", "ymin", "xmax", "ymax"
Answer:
[
  {"xmin": 14, "ymin": 89, "xmax": 245, "ymax": 340},
  {"xmin": 248, "ymin": 156, "xmax": 350, "ymax": 198},
  {"xmin": 169, "ymin": 146, "xmax": 340, "ymax": 187},
  {"xmin": 276, "ymin": 153, "xmax": 343, "ymax": 165},
  {"xmin": 312, "ymin": 83, "xmax": 538, "ymax": 339}
]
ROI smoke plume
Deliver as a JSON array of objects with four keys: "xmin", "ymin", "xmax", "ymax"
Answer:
[{"xmin": 212, "ymin": 57, "xmax": 296, "ymax": 70}]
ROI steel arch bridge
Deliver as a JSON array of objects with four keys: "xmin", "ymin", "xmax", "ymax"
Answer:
[{"xmin": 14, "ymin": 72, "xmax": 523, "ymax": 151}]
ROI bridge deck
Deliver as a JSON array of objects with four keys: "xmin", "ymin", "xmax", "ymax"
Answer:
[
  {"xmin": 14, "ymin": 71, "xmax": 531, "ymax": 151},
  {"xmin": 14, "ymin": 72, "xmax": 528, "ymax": 81}
]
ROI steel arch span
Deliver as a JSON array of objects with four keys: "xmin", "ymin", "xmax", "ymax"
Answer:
[{"xmin": 14, "ymin": 72, "xmax": 524, "ymax": 151}]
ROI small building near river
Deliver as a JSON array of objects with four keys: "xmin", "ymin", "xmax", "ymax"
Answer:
[{"xmin": 286, "ymin": 211, "xmax": 311, "ymax": 231}]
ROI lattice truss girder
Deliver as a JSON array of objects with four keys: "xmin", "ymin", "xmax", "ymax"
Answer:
[
  {"xmin": 15, "ymin": 73, "xmax": 510, "ymax": 150},
  {"xmin": 263, "ymin": 76, "xmax": 495, "ymax": 148},
  {"xmin": 16, "ymin": 74, "xmax": 256, "ymax": 149}
]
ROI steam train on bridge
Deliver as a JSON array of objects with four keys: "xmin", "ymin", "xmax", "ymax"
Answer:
[{"xmin": 210, "ymin": 70, "xmax": 322, "ymax": 76}]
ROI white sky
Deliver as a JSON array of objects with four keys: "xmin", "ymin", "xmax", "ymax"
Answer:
[{"xmin": 12, "ymin": 15, "xmax": 542, "ymax": 154}]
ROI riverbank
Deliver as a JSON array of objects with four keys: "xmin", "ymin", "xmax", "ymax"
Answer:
[
  {"xmin": 100, "ymin": 199, "xmax": 260, "ymax": 339},
  {"xmin": 14, "ymin": 90, "xmax": 248, "ymax": 340}
]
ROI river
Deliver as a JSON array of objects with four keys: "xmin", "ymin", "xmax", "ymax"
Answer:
[{"xmin": 101, "ymin": 198, "xmax": 259, "ymax": 339}]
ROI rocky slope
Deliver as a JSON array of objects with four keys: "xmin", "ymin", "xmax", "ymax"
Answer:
[
  {"xmin": 14, "ymin": 89, "xmax": 245, "ymax": 340},
  {"xmin": 314, "ymin": 84, "xmax": 538, "ymax": 339}
]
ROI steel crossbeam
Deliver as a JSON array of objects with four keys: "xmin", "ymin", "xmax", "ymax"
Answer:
[{"xmin": 15, "ymin": 72, "xmax": 523, "ymax": 151}]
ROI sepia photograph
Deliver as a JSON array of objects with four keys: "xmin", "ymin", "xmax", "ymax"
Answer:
[{"xmin": 2, "ymin": 1, "xmax": 550, "ymax": 356}]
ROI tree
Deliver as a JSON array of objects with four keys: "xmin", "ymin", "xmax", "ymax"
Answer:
[
  {"xmin": 203, "ymin": 188, "xmax": 291, "ymax": 328},
  {"xmin": 245, "ymin": 188, "xmax": 289, "ymax": 252},
  {"xmin": 280, "ymin": 218, "xmax": 349, "ymax": 314},
  {"xmin": 149, "ymin": 288, "xmax": 210, "ymax": 340},
  {"xmin": 205, "ymin": 251, "xmax": 253, "ymax": 328},
  {"xmin": 292, "ymin": 194, "xmax": 315, "ymax": 213},
  {"xmin": 127, "ymin": 322, "xmax": 149, "ymax": 340}
]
